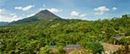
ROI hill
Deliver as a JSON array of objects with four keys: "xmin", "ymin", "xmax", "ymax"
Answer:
[
  {"xmin": 9, "ymin": 10, "xmax": 61, "ymax": 25},
  {"xmin": 0, "ymin": 11, "xmax": 130, "ymax": 54}
]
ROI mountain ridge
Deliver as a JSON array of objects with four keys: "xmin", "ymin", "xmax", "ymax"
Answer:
[{"xmin": 9, "ymin": 10, "xmax": 61, "ymax": 25}]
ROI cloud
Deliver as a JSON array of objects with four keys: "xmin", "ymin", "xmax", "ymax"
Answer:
[
  {"xmin": 80, "ymin": 14, "xmax": 87, "ymax": 17},
  {"xmin": 0, "ymin": 9, "xmax": 4, "ymax": 13},
  {"xmin": 27, "ymin": 13, "xmax": 35, "ymax": 17},
  {"xmin": 112, "ymin": 7, "xmax": 117, "ymax": 11},
  {"xmin": 95, "ymin": 12, "xmax": 104, "ymax": 15},
  {"xmin": 94, "ymin": 6, "xmax": 110, "ymax": 12},
  {"xmin": 39, "ymin": 8, "xmax": 62, "ymax": 13},
  {"xmin": 0, "ymin": 9, "xmax": 6, "ymax": 14},
  {"xmin": 71, "ymin": 11, "xmax": 87, "ymax": 18},
  {"xmin": 10, "ymin": 14, "xmax": 18, "ymax": 18},
  {"xmin": 39, "ymin": 8, "xmax": 45, "ymax": 11},
  {"xmin": 94, "ymin": 6, "xmax": 110, "ymax": 15},
  {"xmin": 0, "ymin": 15, "xmax": 22, "ymax": 22},
  {"xmin": 15, "ymin": 5, "xmax": 35, "ymax": 11},
  {"xmin": 48, "ymin": 8, "xmax": 62, "ymax": 13},
  {"xmin": 94, "ymin": 12, "xmax": 104, "ymax": 15},
  {"xmin": 0, "ymin": 9, "xmax": 22, "ymax": 22},
  {"xmin": 39, "ymin": 4, "xmax": 62, "ymax": 13},
  {"xmin": 71, "ymin": 11, "xmax": 79, "ymax": 17}
]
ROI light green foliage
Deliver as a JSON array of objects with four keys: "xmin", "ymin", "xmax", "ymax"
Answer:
[
  {"xmin": 85, "ymin": 42, "xmax": 103, "ymax": 54},
  {"xmin": 38, "ymin": 45, "xmax": 52, "ymax": 54},
  {"xmin": 57, "ymin": 45, "xmax": 65, "ymax": 54},
  {"xmin": 0, "ymin": 14, "xmax": 130, "ymax": 54}
]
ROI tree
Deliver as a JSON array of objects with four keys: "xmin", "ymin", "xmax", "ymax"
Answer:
[
  {"xmin": 56, "ymin": 45, "xmax": 65, "ymax": 54},
  {"xmin": 38, "ymin": 45, "xmax": 52, "ymax": 54},
  {"xmin": 84, "ymin": 42, "xmax": 103, "ymax": 54},
  {"xmin": 122, "ymin": 14, "xmax": 128, "ymax": 18},
  {"xmin": 118, "ymin": 36, "xmax": 130, "ymax": 54}
]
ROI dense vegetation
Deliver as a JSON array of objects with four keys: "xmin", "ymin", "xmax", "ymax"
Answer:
[{"xmin": 0, "ymin": 14, "xmax": 130, "ymax": 54}]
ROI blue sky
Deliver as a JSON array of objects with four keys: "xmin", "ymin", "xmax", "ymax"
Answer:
[{"xmin": 0, "ymin": 0, "xmax": 130, "ymax": 22}]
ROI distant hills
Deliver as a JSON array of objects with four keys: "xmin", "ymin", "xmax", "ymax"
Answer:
[
  {"xmin": 9, "ymin": 10, "xmax": 61, "ymax": 25},
  {"xmin": 0, "ymin": 22, "xmax": 9, "ymax": 26}
]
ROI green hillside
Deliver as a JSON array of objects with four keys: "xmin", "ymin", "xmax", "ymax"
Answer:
[{"xmin": 0, "ymin": 10, "xmax": 130, "ymax": 54}]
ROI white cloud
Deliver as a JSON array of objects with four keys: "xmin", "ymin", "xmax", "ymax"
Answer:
[
  {"xmin": 94, "ymin": 6, "xmax": 110, "ymax": 15},
  {"xmin": 95, "ymin": 12, "xmax": 104, "ymax": 15},
  {"xmin": 0, "ymin": 9, "xmax": 4, "ymax": 13},
  {"xmin": 15, "ymin": 5, "xmax": 35, "ymax": 11},
  {"xmin": 10, "ymin": 14, "xmax": 17, "ymax": 18},
  {"xmin": 27, "ymin": 13, "xmax": 35, "ymax": 17},
  {"xmin": 0, "ymin": 9, "xmax": 22, "ymax": 22},
  {"xmin": 112, "ymin": 7, "xmax": 117, "ymax": 11},
  {"xmin": 80, "ymin": 14, "xmax": 87, "ymax": 17},
  {"xmin": 39, "ymin": 8, "xmax": 45, "ymax": 11},
  {"xmin": 0, "ymin": 9, "xmax": 6, "ymax": 14},
  {"xmin": 71, "ymin": 11, "xmax": 79, "ymax": 17},
  {"xmin": 0, "ymin": 15, "xmax": 22, "ymax": 22},
  {"xmin": 47, "ymin": 8, "xmax": 62, "ymax": 13},
  {"xmin": 94, "ymin": 6, "xmax": 110, "ymax": 12},
  {"xmin": 71, "ymin": 11, "xmax": 87, "ymax": 18}
]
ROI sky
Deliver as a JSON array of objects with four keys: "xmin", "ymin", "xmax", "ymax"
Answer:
[{"xmin": 0, "ymin": 0, "xmax": 130, "ymax": 22}]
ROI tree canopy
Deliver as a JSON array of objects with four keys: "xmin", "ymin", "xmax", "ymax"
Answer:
[{"xmin": 0, "ymin": 14, "xmax": 130, "ymax": 54}]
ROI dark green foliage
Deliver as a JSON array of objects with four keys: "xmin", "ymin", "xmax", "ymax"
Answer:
[
  {"xmin": 84, "ymin": 42, "xmax": 103, "ymax": 54},
  {"xmin": 0, "ymin": 14, "xmax": 130, "ymax": 54}
]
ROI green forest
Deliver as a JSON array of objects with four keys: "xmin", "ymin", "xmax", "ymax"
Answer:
[{"xmin": 0, "ymin": 14, "xmax": 130, "ymax": 54}]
